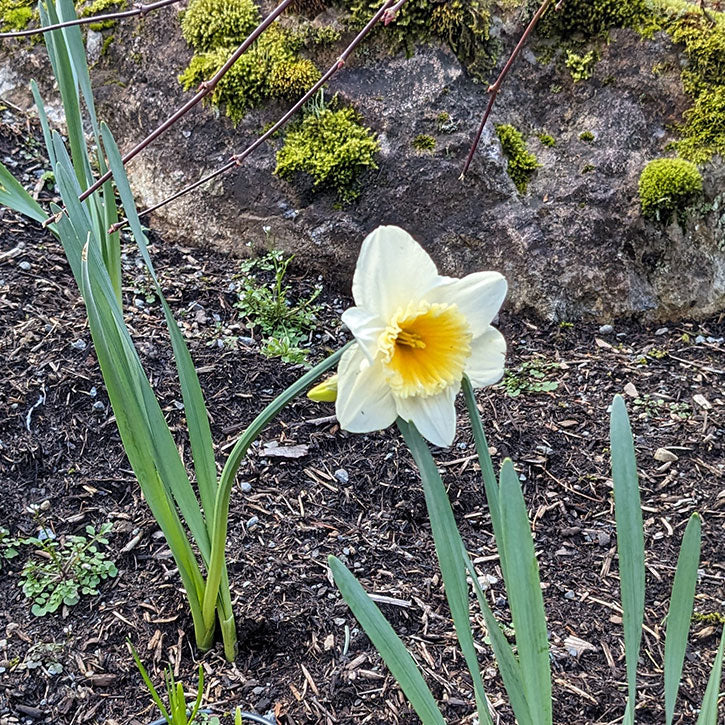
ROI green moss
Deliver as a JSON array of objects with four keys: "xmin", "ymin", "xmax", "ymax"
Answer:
[
  {"xmin": 638, "ymin": 158, "xmax": 702, "ymax": 221},
  {"xmin": 565, "ymin": 49, "xmax": 597, "ymax": 81},
  {"xmin": 100, "ymin": 34, "xmax": 114, "ymax": 56},
  {"xmin": 344, "ymin": 0, "xmax": 493, "ymax": 76},
  {"xmin": 269, "ymin": 58, "xmax": 321, "ymax": 99},
  {"xmin": 275, "ymin": 107, "xmax": 379, "ymax": 201},
  {"xmin": 179, "ymin": 26, "xmax": 321, "ymax": 123},
  {"xmin": 79, "ymin": 0, "xmax": 127, "ymax": 29},
  {"xmin": 181, "ymin": 0, "xmax": 260, "ymax": 52},
  {"xmin": 495, "ymin": 124, "xmax": 539, "ymax": 194},
  {"xmin": 579, "ymin": 130, "xmax": 594, "ymax": 142},
  {"xmin": 537, "ymin": 132, "xmax": 556, "ymax": 147},
  {"xmin": 412, "ymin": 134, "xmax": 436, "ymax": 153},
  {"xmin": 539, "ymin": 0, "xmax": 648, "ymax": 38},
  {"xmin": 658, "ymin": 4, "xmax": 725, "ymax": 163},
  {"xmin": 581, "ymin": 163, "xmax": 595, "ymax": 173},
  {"xmin": 2, "ymin": 5, "xmax": 32, "ymax": 29}
]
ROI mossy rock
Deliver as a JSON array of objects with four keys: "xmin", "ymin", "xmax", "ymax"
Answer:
[{"xmin": 638, "ymin": 158, "xmax": 702, "ymax": 222}]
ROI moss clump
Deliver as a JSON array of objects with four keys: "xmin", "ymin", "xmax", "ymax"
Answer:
[
  {"xmin": 412, "ymin": 134, "xmax": 436, "ymax": 153},
  {"xmin": 269, "ymin": 58, "xmax": 321, "ymax": 100},
  {"xmin": 565, "ymin": 49, "xmax": 597, "ymax": 81},
  {"xmin": 537, "ymin": 132, "xmax": 556, "ymax": 147},
  {"xmin": 539, "ymin": 0, "xmax": 648, "ymax": 38},
  {"xmin": 660, "ymin": 5, "xmax": 725, "ymax": 163},
  {"xmin": 0, "ymin": 0, "xmax": 34, "ymax": 31},
  {"xmin": 579, "ymin": 130, "xmax": 594, "ymax": 142},
  {"xmin": 181, "ymin": 0, "xmax": 260, "ymax": 51},
  {"xmin": 496, "ymin": 124, "xmax": 540, "ymax": 194},
  {"xmin": 275, "ymin": 107, "xmax": 379, "ymax": 201},
  {"xmin": 638, "ymin": 158, "xmax": 703, "ymax": 221},
  {"xmin": 179, "ymin": 26, "xmax": 322, "ymax": 123},
  {"xmin": 345, "ymin": 0, "xmax": 492, "ymax": 76},
  {"xmin": 80, "ymin": 0, "xmax": 127, "ymax": 30}
]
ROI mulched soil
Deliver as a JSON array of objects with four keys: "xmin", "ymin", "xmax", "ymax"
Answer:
[{"xmin": 0, "ymin": 106, "xmax": 723, "ymax": 725}]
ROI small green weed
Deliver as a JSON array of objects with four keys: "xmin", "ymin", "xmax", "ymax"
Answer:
[
  {"xmin": 633, "ymin": 394, "xmax": 691, "ymax": 421},
  {"xmin": 19, "ymin": 523, "xmax": 117, "ymax": 616},
  {"xmin": 235, "ymin": 250, "xmax": 321, "ymax": 363},
  {"xmin": 0, "ymin": 526, "xmax": 21, "ymax": 566},
  {"xmin": 501, "ymin": 359, "xmax": 560, "ymax": 397}
]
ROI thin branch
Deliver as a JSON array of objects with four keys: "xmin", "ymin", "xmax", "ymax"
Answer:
[
  {"xmin": 0, "ymin": 0, "xmax": 180, "ymax": 38},
  {"xmin": 461, "ymin": 0, "xmax": 560, "ymax": 179},
  {"xmin": 68, "ymin": 0, "xmax": 296, "ymax": 209},
  {"xmin": 110, "ymin": 0, "xmax": 406, "ymax": 231}
]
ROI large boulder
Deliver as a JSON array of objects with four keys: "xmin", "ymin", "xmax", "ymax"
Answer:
[{"xmin": 1, "ymin": 4, "xmax": 724, "ymax": 321}]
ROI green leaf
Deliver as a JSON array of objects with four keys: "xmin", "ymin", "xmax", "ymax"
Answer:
[
  {"xmin": 664, "ymin": 513, "xmax": 701, "ymax": 725},
  {"xmin": 498, "ymin": 460, "xmax": 552, "ymax": 725},
  {"xmin": 461, "ymin": 376, "xmax": 505, "ymax": 572},
  {"xmin": 696, "ymin": 628, "xmax": 725, "ymax": 725},
  {"xmin": 461, "ymin": 548, "xmax": 534, "ymax": 725},
  {"xmin": 0, "ymin": 161, "xmax": 47, "ymax": 224},
  {"xmin": 329, "ymin": 556, "xmax": 445, "ymax": 725},
  {"xmin": 130, "ymin": 642, "xmax": 171, "ymax": 723},
  {"xmin": 398, "ymin": 419, "xmax": 493, "ymax": 725},
  {"xmin": 30, "ymin": 81, "xmax": 57, "ymax": 170},
  {"xmin": 610, "ymin": 395, "xmax": 645, "ymax": 723}
]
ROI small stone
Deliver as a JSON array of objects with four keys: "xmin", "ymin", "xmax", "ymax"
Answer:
[
  {"xmin": 598, "ymin": 324, "xmax": 613, "ymax": 334},
  {"xmin": 240, "ymin": 482, "xmax": 252, "ymax": 493},
  {"xmin": 564, "ymin": 590, "xmax": 576, "ymax": 600},
  {"xmin": 92, "ymin": 401, "xmax": 105, "ymax": 411},
  {"xmin": 71, "ymin": 339, "xmax": 87, "ymax": 351},
  {"xmin": 252, "ymin": 686, "xmax": 265, "ymax": 695},
  {"xmin": 598, "ymin": 532, "xmax": 611, "ymax": 547},
  {"xmin": 246, "ymin": 516, "xmax": 259, "ymax": 530},
  {"xmin": 334, "ymin": 469, "xmax": 349, "ymax": 484},
  {"xmin": 654, "ymin": 448, "xmax": 678, "ymax": 463},
  {"xmin": 655, "ymin": 327, "xmax": 668, "ymax": 336},
  {"xmin": 623, "ymin": 382, "xmax": 639, "ymax": 398},
  {"xmin": 18, "ymin": 261, "xmax": 31, "ymax": 271},
  {"xmin": 695, "ymin": 335, "xmax": 706, "ymax": 344}
]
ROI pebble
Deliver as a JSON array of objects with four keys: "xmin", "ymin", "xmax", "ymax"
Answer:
[
  {"xmin": 70, "ymin": 339, "xmax": 87, "ymax": 351},
  {"xmin": 18, "ymin": 261, "xmax": 31, "ymax": 271},
  {"xmin": 246, "ymin": 516, "xmax": 259, "ymax": 530},
  {"xmin": 92, "ymin": 401, "xmax": 105, "ymax": 411},
  {"xmin": 695, "ymin": 335, "xmax": 706, "ymax": 344},
  {"xmin": 598, "ymin": 324, "xmax": 613, "ymax": 334},
  {"xmin": 240, "ymin": 482, "xmax": 252, "ymax": 493},
  {"xmin": 655, "ymin": 327, "xmax": 668, "ymax": 336},
  {"xmin": 564, "ymin": 590, "xmax": 576, "ymax": 600},
  {"xmin": 334, "ymin": 468, "xmax": 349, "ymax": 484}
]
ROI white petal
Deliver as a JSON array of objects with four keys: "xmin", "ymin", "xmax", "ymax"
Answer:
[
  {"xmin": 465, "ymin": 327, "xmax": 507, "ymax": 387},
  {"xmin": 352, "ymin": 226, "xmax": 440, "ymax": 319},
  {"xmin": 424, "ymin": 271, "xmax": 507, "ymax": 337},
  {"xmin": 341, "ymin": 306, "xmax": 384, "ymax": 363},
  {"xmin": 336, "ymin": 344, "xmax": 397, "ymax": 434},
  {"xmin": 395, "ymin": 385, "xmax": 458, "ymax": 447}
]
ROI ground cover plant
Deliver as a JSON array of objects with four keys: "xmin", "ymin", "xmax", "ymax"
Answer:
[{"xmin": 1, "ymin": 0, "xmax": 724, "ymax": 723}]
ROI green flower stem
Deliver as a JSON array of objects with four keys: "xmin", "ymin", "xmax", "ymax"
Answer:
[{"xmin": 201, "ymin": 342, "xmax": 352, "ymax": 656}]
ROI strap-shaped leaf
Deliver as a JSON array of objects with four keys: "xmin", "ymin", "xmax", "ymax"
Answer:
[
  {"xmin": 398, "ymin": 419, "xmax": 493, "ymax": 725},
  {"xmin": 498, "ymin": 460, "xmax": 552, "ymax": 725},
  {"xmin": 696, "ymin": 627, "xmax": 724, "ymax": 725},
  {"xmin": 610, "ymin": 395, "xmax": 645, "ymax": 724},
  {"xmin": 664, "ymin": 513, "xmax": 701, "ymax": 725},
  {"xmin": 0, "ymin": 161, "xmax": 47, "ymax": 224},
  {"xmin": 329, "ymin": 556, "xmax": 446, "ymax": 725},
  {"xmin": 461, "ymin": 547, "xmax": 534, "ymax": 725}
]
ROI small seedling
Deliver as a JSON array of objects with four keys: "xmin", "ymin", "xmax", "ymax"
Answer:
[
  {"xmin": 501, "ymin": 358, "xmax": 560, "ymax": 397},
  {"xmin": 0, "ymin": 526, "xmax": 21, "ymax": 566},
  {"xmin": 235, "ymin": 250, "xmax": 321, "ymax": 363},
  {"xmin": 20, "ymin": 522, "xmax": 117, "ymax": 616},
  {"xmin": 633, "ymin": 394, "xmax": 691, "ymax": 421}
]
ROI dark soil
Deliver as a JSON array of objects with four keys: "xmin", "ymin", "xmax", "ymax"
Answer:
[{"xmin": 0, "ymin": 106, "xmax": 723, "ymax": 725}]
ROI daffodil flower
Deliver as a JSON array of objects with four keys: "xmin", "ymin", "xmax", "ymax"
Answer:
[{"xmin": 334, "ymin": 225, "xmax": 507, "ymax": 447}]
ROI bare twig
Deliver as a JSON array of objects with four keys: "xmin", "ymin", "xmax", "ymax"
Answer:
[
  {"xmin": 0, "ymin": 0, "xmax": 180, "ymax": 39},
  {"xmin": 64, "ymin": 0, "xmax": 296, "ymax": 211},
  {"xmin": 110, "ymin": 0, "xmax": 406, "ymax": 231},
  {"xmin": 460, "ymin": 0, "xmax": 560, "ymax": 179}
]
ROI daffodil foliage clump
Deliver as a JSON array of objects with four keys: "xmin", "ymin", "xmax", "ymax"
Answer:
[
  {"xmin": 178, "ymin": 0, "xmax": 321, "ymax": 123},
  {"xmin": 275, "ymin": 107, "xmax": 379, "ymax": 202},
  {"xmin": 345, "ymin": 0, "xmax": 494, "ymax": 76},
  {"xmin": 495, "ymin": 124, "xmax": 539, "ymax": 194},
  {"xmin": 638, "ymin": 158, "xmax": 702, "ymax": 222},
  {"xmin": 538, "ymin": 0, "xmax": 648, "ymax": 37}
]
